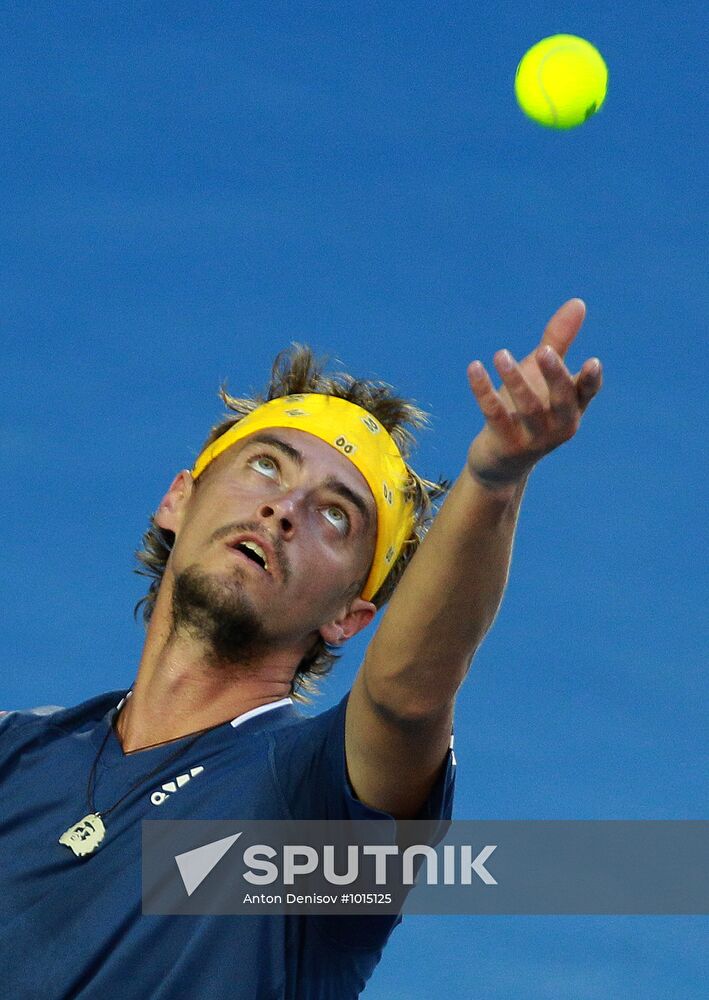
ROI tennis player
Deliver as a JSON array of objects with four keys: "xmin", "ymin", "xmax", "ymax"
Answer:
[{"xmin": 0, "ymin": 298, "xmax": 602, "ymax": 998}]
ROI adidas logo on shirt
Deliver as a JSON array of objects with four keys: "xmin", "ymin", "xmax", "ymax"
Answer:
[{"xmin": 150, "ymin": 766, "xmax": 205, "ymax": 806}]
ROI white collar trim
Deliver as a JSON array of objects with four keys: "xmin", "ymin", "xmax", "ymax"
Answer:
[{"xmin": 229, "ymin": 698, "xmax": 293, "ymax": 729}]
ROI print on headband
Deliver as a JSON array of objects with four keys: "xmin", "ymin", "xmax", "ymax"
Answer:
[{"xmin": 334, "ymin": 435, "xmax": 357, "ymax": 456}]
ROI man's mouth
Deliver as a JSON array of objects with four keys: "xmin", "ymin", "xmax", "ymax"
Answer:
[{"xmin": 230, "ymin": 541, "xmax": 269, "ymax": 572}]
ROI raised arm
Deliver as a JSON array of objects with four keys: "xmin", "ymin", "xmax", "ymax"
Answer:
[{"xmin": 345, "ymin": 298, "xmax": 604, "ymax": 818}]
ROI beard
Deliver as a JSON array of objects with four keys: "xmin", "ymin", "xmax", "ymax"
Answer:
[{"xmin": 170, "ymin": 563, "xmax": 272, "ymax": 667}]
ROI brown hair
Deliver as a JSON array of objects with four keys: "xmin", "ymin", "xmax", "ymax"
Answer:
[{"xmin": 133, "ymin": 344, "xmax": 450, "ymax": 701}]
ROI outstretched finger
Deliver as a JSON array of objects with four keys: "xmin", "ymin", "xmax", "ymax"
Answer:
[
  {"xmin": 493, "ymin": 350, "xmax": 547, "ymax": 436},
  {"xmin": 574, "ymin": 358, "xmax": 603, "ymax": 413},
  {"xmin": 537, "ymin": 345, "xmax": 578, "ymax": 425},
  {"xmin": 467, "ymin": 361, "xmax": 520, "ymax": 440},
  {"xmin": 538, "ymin": 298, "xmax": 587, "ymax": 362}
]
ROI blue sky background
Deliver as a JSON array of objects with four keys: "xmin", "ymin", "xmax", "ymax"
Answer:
[{"xmin": 2, "ymin": 2, "xmax": 706, "ymax": 997}]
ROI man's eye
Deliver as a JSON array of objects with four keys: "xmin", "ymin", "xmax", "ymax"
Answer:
[
  {"xmin": 249, "ymin": 454, "xmax": 279, "ymax": 478},
  {"xmin": 324, "ymin": 506, "xmax": 350, "ymax": 532}
]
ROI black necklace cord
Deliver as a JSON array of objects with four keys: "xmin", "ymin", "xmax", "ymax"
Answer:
[{"xmin": 86, "ymin": 702, "xmax": 230, "ymax": 820}]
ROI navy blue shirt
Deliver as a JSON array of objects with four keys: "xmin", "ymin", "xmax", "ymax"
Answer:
[{"xmin": 0, "ymin": 689, "xmax": 455, "ymax": 999}]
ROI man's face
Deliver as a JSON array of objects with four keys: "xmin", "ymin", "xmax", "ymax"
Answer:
[{"xmin": 156, "ymin": 427, "xmax": 378, "ymax": 664}]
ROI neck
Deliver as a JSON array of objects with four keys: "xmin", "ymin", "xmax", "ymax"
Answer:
[
  {"xmin": 117, "ymin": 579, "xmax": 299, "ymax": 754},
  {"xmin": 115, "ymin": 675, "xmax": 293, "ymax": 754}
]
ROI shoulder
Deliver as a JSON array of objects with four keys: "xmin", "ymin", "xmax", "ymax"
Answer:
[
  {"xmin": 0, "ymin": 703, "xmax": 65, "ymax": 736},
  {"xmin": 269, "ymin": 693, "xmax": 348, "ymax": 762},
  {"xmin": 0, "ymin": 689, "xmax": 127, "ymax": 742}
]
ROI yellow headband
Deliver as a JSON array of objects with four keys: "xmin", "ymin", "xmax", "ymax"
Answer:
[{"xmin": 191, "ymin": 394, "xmax": 415, "ymax": 601}]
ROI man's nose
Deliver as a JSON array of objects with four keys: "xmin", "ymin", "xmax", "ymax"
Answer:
[{"xmin": 257, "ymin": 492, "xmax": 300, "ymax": 535}]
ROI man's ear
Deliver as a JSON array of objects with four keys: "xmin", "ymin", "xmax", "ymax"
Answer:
[
  {"xmin": 154, "ymin": 470, "xmax": 195, "ymax": 536},
  {"xmin": 319, "ymin": 598, "xmax": 377, "ymax": 647}
]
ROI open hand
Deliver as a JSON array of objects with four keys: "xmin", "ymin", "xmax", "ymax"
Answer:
[{"xmin": 466, "ymin": 298, "xmax": 603, "ymax": 490}]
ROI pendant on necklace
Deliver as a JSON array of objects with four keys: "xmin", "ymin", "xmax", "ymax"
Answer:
[{"xmin": 59, "ymin": 813, "xmax": 106, "ymax": 857}]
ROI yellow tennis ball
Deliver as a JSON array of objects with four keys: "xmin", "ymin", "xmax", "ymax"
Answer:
[{"xmin": 515, "ymin": 34, "xmax": 608, "ymax": 130}]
